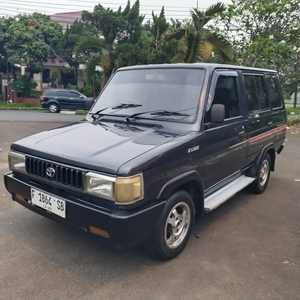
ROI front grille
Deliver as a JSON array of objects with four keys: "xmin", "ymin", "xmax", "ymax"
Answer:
[{"xmin": 25, "ymin": 157, "xmax": 84, "ymax": 189}]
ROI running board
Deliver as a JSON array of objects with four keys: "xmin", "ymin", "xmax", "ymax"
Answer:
[{"xmin": 204, "ymin": 175, "xmax": 255, "ymax": 212}]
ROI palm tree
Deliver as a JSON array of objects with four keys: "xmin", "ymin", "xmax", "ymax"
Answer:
[
  {"xmin": 74, "ymin": 36, "xmax": 111, "ymax": 89},
  {"xmin": 161, "ymin": 3, "xmax": 233, "ymax": 63}
]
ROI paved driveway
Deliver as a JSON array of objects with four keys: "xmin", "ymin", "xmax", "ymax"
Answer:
[{"xmin": 0, "ymin": 119, "xmax": 299, "ymax": 300}]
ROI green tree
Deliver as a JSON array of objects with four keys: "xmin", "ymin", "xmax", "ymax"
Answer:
[
  {"xmin": 76, "ymin": 0, "xmax": 145, "ymax": 88},
  {"xmin": 219, "ymin": 0, "xmax": 300, "ymax": 99},
  {"xmin": 60, "ymin": 20, "xmax": 95, "ymax": 85},
  {"xmin": 162, "ymin": 3, "xmax": 233, "ymax": 63},
  {"xmin": 14, "ymin": 75, "xmax": 37, "ymax": 98},
  {"xmin": 5, "ymin": 13, "xmax": 63, "ymax": 78}
]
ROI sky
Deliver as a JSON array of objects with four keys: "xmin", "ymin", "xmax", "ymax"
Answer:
[{"xmin": 0, "ymin": 0, "xmax": 232, "ymax": 20}]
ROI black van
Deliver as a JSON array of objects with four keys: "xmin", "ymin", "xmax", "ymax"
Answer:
[{"xmin": 4, "ymin": 64, "xmax": 287, "ymax": 260}]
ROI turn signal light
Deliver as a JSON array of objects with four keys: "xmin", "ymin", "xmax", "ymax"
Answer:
[
  {"xmin": 16, "ymin": 194, "xmax": 26, "ymax": 202},
  {"xmin": 89, "ymin": 226, "xmax": 110, "ymax": 238}
]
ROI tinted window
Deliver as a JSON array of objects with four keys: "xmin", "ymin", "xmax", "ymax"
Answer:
[
  {"xmin": 56, "ymin": 91, "xmax": 71, "ymax": 97},
  {"xmin": 44, "ymin": 89, "xmax": 56, "ymax": 96},
  {"xmin": 91, "ymin": 68, "xmax": 204, "ymax": 123},
  {"xmin": 265, "ymin": 74, "xmax": 282, "ymax": 108},
  {"xmin": 243, "ymin": 75, "xmax": 268, "ymax": 112},
  {"xmin": 207, "ymin": 75, "xmax": 240, "ymax": 121}
]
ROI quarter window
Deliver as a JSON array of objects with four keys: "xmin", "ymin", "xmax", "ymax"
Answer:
[
  {"xmin": 265, "ymin": 74, "xmax": 282, "ymax": 108},
  {"xmin": 243, "ymin": 75, "xmax": 268, "ymax": 113}
]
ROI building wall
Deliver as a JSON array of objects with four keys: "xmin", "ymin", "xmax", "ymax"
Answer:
[{"xmin": 34, "ymin": 67, "xmax": 85, "ymax": 90}]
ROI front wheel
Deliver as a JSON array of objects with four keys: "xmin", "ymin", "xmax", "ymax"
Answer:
[
  {"xmin": 146, "ymin": 190, "xmax": 195, "ymax": 260},
  {"xmin": 250, "ymin": 153, "xmax": 271, "ymax": 194}
]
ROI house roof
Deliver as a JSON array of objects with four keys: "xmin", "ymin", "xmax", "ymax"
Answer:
[
  {"xmin": 50, "ymin": 11, "xmax": 82, "ymax": 29},
  {"xmin": 43, "ymin": 57, "xmax": 69, "ymax": 67}
]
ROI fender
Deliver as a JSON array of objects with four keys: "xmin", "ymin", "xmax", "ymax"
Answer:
[
  {"xmin": 47, "ymin": 100, "xmax": 60, "ymax": 107},
  {"xmin": 248, "ymin": 143, "xmax": 275, "ymax": 177},
  {"xmin": 157, "ymin": 170, "xmax": 205, "ymax": 213}
]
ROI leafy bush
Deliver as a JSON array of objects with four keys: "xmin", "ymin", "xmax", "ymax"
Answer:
[
  {"xmin": 82, "ymin": 85, "xmax": 92, "ymax": 97},
  {"xmin": 14, "ymin": 75, "xmax": 37, "ymax": 98},
  {"xmin": 30, "ymin": 90, "xmax": 42, "ymax": 98},
  {"xmin": 0, "ymin": 93, "xmax": 4, "ymax": 102},
  {"xmin": 67, "ymin": 83, "xmax": 78, "ymax": 90}
]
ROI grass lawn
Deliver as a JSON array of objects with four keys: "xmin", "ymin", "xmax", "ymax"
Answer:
[
  {"xmin": 0, "ymin": 102, "xmax": 41, "ymax": 109},
  {"xmin": 287, "ymin": 114, "xmax": 300, "ymax": 126},
  {"xmin": 286, "ymin": 106, "xmax": 300, "ymax": 115},
  {"xmin": 285, "ymin": 99, "xmax": 291, "ymax": 104}
]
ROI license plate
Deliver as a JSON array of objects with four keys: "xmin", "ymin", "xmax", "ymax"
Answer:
[{"xmin": 31, "ymin": 188, "xmax": 66, "ymax": 218}]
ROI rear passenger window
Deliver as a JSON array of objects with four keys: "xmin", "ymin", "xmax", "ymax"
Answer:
[
  {"xmin": 265, "ymin": 74, "xmax": 283, "ymax": 108},
  {"xmin": 57, "ymin": 91, "xmax": 70, "ymax": 97},
  {"xmin": 243, "ymin": 75, "xmax": 268, "ymax": 113}
]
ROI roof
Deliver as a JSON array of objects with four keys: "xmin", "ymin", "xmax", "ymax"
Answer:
[
  {"xmin": 43, "ymin": 57, "xmax": 69, "ymax": 67},
  {"xmin": 50, "ymin": 11, "xmax": 82, "ymax": 29},
  {"xmin": 118, "ymin": 63, "xmax": 277, "ymax": 73}
]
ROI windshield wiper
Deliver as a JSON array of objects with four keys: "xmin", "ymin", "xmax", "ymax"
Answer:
[
  {"xmin": 91, "ymin": 103, "xmax": 142, "ymax": 120},
  {"xmin": 126, "ymin": 110, "xmax": 189, "ymax": 122}
]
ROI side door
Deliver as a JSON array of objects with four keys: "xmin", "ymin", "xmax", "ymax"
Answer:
[
  {"xmin": 264, "ymin": 73, "xmax": 287, "ymax": 150},
  {"xmin": 55, "ymin": 91, "xmax": 72, "ymax": 109},
  {"xmin": 202, "ymin": 70, "xmax": 247, "ymax": 190},
  {"xmin": 69, "ymin": 91, "xmax": 84, "ymax": 110},
  {"xmin": 242, "ymin": 73, "xmax": 272, "ymax": 166}
]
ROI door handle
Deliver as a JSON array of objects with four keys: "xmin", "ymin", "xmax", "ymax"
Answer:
[
  {"xmin": 252, "ymin": 119, "xmax": 260, "ymax": 123},
  {"xmin": 238, "ymin": 126, "xmax": 245, "ymax": 136},
  {"xmin": 268, "ymin": 122, "xmax": 273, "ymax": 126}
]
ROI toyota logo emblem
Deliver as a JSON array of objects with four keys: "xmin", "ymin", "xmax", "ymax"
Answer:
[{"xmin": 46, "ymin": 167, "xmax": 56, "ymax": 178}]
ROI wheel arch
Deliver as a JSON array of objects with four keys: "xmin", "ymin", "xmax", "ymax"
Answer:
[
  {"xmin": 157, "ymin": 171, "xmax": 205, "ymax": 215},
  {"xmin": 248, "ymin": 143, "xmax": 276, "ymax": 177}
]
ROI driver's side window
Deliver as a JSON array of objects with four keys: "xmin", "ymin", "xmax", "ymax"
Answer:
[{"xmin": 206, "ymin": 75, "xmax": 241, "ymax": 123}]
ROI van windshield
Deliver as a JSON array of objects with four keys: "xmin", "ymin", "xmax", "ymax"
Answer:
[{"xmin": 90, "ymin": 68, "xmax": 204, "ymax": 123}]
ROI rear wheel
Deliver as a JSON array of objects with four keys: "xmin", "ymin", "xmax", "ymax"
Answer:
[
  {"xmin": 250, "ymin": 153, "xmax": 271, "ymax": 194},
  {"xmin": 48, "ymin": 103, "xmax": 59, "ymax": 113},
  {"xmin": 146, "ymin": 190, "xmax": 195, "ymax": 260}
]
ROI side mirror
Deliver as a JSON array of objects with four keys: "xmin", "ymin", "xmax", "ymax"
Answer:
[
  {"xmin": 85, "ymin": 98, "xmax": 94, "ymax": 111},
  {"xmin": 211, "ymin": 104, "xmax": 225, "ymax": 123}
]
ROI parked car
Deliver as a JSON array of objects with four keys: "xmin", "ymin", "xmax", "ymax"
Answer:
[
  {"xmin": 40, "ymin": 88, "xmax": 94, "ymax": 113},
  {"xmin": 4, "ymin": 63, "xmax": 287, "ymax": 260}
]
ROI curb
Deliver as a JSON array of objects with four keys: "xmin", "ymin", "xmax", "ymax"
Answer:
[
  {"xmin": 0, "ymin": 108, "xmax": 87, "ymax": 115},
  {"xmin": 0, "ymin": 107, "xmax": 43, "ymax": 111}
]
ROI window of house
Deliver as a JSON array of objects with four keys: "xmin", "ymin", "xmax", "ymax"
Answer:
[
  {"xmin": 265, "ymin": 74, "xmax": 282, "ymax": 108},
  {"xmin": 43, "ymin": 69, "xmax": 50, "ymax": 83},
  {"xmin": 206, "ymin": 75, "xmax": 240, "ymax": 122},
  {"xmin": 243, "ymin": 74, "xmax": 268, "ymax": 113}
]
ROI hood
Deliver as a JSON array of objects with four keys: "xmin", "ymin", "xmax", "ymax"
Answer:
[{"xmin": 11, "ymin": 121, "xmax": 183, "ymax": 174}]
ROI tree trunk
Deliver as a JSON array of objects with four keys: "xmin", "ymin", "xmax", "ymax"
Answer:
[
  {"xmin": 75, "ymin": 65, "xmax": 78, "ymax": 88},
  {"xmin": 294, "ymin": 83, "xmax": 298, "ymax": 109},
  {"xmin": 101, "ymin": 70, "xmax": 107, "ymax": 90}
]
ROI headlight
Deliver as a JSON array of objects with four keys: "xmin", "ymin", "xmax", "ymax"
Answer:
[
  {"xmin": 84, "ymin": 172, "xmax": 144, "ymax": 204},
  {"xmin": 84, "ymin": 173, "xmax": 115, "ymax": 200},
  {"xmin": 115, "ymin": 174, "xmax": 144, "ymax": 204},
  {"xmin": 8, "ymin": 151, "xmax": 26, "ymax": 174}
]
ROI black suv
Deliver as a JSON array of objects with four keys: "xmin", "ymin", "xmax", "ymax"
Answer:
[
  {"xmin": 41, "ymin": 88, "xmax": 93, "ymax": 113},
  {"xmin": 5, "ymin": 64, "xmax": 287, "ymax": 260}
]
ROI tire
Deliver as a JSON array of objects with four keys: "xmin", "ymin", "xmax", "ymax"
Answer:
[
  {"xmin": 48, "ymin": 103, "xmax": 59, "ymax": 113},
  {"xmin": 146, "ymin": 190, "xmax": 195, "ymax": 260},
  {"xmin": 250, "ymin": 153, "xmax": 271, "ymax": 194}
]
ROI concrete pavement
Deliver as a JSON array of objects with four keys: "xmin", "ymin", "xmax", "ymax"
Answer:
[{"xmin": 0, "ymin": 119, "xmax": 299, "ymax": 300}]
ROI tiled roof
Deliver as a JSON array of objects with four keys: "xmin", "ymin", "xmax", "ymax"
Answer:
[
  {"xmin": 50, "ymin": 11, "xmax": 82, "ymax": 29},
  {"xmin": 43, "ymin": 57, "xmax": 68, "ymax": 67}
]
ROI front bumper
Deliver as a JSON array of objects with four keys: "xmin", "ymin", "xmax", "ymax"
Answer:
[{"xmin": 4, "ymin": 172, "xmax": 165, "ymax": 248}]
